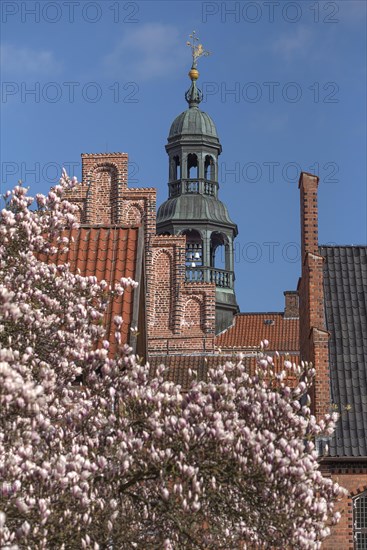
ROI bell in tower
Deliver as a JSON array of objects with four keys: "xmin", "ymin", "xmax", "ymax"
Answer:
[{"xmin": 157, "ymin": 32, "xmax": 239, "ymax": 333}]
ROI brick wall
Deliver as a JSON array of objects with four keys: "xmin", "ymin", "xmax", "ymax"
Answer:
[
  {"xmin": 64, "ymin": 152, "xmax": 215, "ymax": 357},
  {"xmin": 60, "ymin": 152, "xmax": 156, "ymax": 357},
  {"xmin": 283, "ymin": 290, "xmax": 299, "ymax": 318},
  {"xmin": 320, "ymin": 462, "xmax": 367, "ymax": 549},
  {"xmin": 81, "ymin": 152, "xmax": 128, "ymax": 185},
  {"xmin": 64, "ymin": 153, "xmax": 156, "ymax": 244},
  {"xmin": 146, "ymin": 235, "xmax": 216, "ymax": 356},
  {"xmin": 64, "ymin": 153, "xmax": 127, "ymax": 224},
  {"xmin": 298, "ymin": 172, "xmax": 330, "ymax": 419},
  {"xmin": 299, "ymin": 171, "xmax": 319, "ymax": 258},
  {"xmin": 121, "ymin": 188, "xmax": 156, "ymax": 249},
  {"xmin": 297, "ymin": 172, "xmax": 365, "ymax": 549}
]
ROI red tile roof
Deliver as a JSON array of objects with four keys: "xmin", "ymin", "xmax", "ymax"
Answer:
[
  {"xmin": 149, "ymin": 353, "xmax": 300, "ymax": 389},
  {"xmin": 149, "ymin": 313, "xmax": 299, "ymax": 389},
  {"xmin": 39, "ymin": 227, "xmax": 141, "ymax": 353},
  {"xmin": 215, "ymin": 313, "xmax": 299, "ymax": 352}
]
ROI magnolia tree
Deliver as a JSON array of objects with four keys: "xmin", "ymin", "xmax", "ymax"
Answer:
[{"xmin": 0, "ymin": 175, "xmax": 346, "ymax": 550}]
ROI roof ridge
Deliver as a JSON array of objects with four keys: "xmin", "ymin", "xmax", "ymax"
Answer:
[
  {"xmin": 81, "ymin": 152, "xmax": 128, "ymax": 156},
  {"xmin": 235, "ymin": 312, "xmax": 284, "ymax": 316},
  {"xmin": 149, "ymin": 352, "xmax": 258, "ymax": 358},
  {"xmin": 320, "ymin": 244, "xmax": 367, "ymax": 249},
  {"xmin": 77, "ymin": 225, "xmax": 141, "ymax": 229}
]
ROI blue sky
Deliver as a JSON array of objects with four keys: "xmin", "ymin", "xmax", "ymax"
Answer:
[{"xmin": 1, "ymin": 0, "xmax": 366, "ymax": 312}]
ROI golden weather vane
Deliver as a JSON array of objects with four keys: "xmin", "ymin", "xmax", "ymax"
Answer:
[{"xmin": 186, "ymin": 31, "xmax": 211, "ymax": 70}]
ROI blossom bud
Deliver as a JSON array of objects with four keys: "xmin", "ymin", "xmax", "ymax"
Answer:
[
  {"xmin": 21, "ymin": 521, "xmax": 31, "ymax": 536},
  {"xmin": 15, "ymin": 498, "xmax": 29, "ymax": 514}
]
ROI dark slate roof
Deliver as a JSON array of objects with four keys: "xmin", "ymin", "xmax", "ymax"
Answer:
[{"xmin": 320, "ymin": 246, "xmax": 367, "ymax": 457}]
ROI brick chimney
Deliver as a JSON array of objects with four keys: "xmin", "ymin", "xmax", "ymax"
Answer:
[
  {"xmin": 283, "ymin": 291, "xmax": 299, "ymax": 318},
  {"xmin": 298, "ymin": 172, "xmax": 330, "ymax": 420},
  {"xmin": 299, "ymin": 172, "xmax": 319, "ymax": 260}
]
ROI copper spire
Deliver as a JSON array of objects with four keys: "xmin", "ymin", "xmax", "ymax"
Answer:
[{"xmin": 185, "ymin": 31, "xmax": 210, "ymax": 107}]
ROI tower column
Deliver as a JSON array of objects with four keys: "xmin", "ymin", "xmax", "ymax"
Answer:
[
  {"xmin": 226, "ymin": 237, "xmax": 235, "ymax": 288},
  {"xmin": 203, "ymin": 231, "xmax": 211, "ymax": 283},
  {"xmin": 169, "ymin": 157, "xmax": 174, "ymax": 181},
  {"xmin": 230, "ymin": 236, "xmax": 235, "ymax": 271},
  {"xmin": 182, "ymin": 155, "xmax": 188, "ymax": 180},
  {"xmin": 225, "ymin": 240, "xmax": 231, "ymax": 272},
  {"xmin": 198, "ymin": 152, "xmax": 204, "ymax": 179}
]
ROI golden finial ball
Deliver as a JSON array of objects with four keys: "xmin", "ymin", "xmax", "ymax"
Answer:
[{"xmin": 189, "ymin": 68, "xmax": 199, "ymax": 81}]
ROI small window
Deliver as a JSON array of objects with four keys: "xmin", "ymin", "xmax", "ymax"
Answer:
[
  {"xmin": 182, "ymin": 229, "xmax": 203, "ymax": 268},
  {"xmin": 204, "ymin": 155, "xmax": 215, "ymax": 180},
  {"xmin": 172, "ymin": 155, "xmax": 180, "ymax": 180},
  {"xmin": 210, "ymin": 232, "xmax": 229, "ymax": 270},
  {"xmin": 354, "ymin": 491, "xmax": 367, "ymax": 549},
  {"xmin": 187, "ymin": 153, "xmax": 198, "ymax": 179}
]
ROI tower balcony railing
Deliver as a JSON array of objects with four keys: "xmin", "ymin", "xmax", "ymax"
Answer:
[
  {"xmin": 185, "ymin": 266, "xmax": 234, "ymax": 289},
  {"xmin": 169, "ymin": 179, "xmax": 218, "ymax": 198},
  {"xmin": 170, "ymin": 181, "xmax": 180, "ymax": 197}
]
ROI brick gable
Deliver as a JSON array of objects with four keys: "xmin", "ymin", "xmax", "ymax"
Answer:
[{"xmin": 146, "ymin": 235, "xmax": 216, "ymax": 356}]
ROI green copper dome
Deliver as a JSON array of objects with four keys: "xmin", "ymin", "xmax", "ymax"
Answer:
[
  {"xmin": 168, "ymin": 108, "xmax": 219, "ymax": 140},
  {"xmin": 157, "ymin": 194, "xmax": 237, "ymax": 233},
  {"xmin": 168, "ymin": 79, "xmax": 219, "ymax": 141}
]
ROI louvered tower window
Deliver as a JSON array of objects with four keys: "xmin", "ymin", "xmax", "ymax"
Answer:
[{"xmin": 354, "ymin": 491, "xmax": 367, "ymax": 549}]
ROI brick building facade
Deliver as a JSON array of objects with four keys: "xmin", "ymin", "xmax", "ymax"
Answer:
[
  {"xmin": 297, "ymin": 174, "xmax": 367, "ymax": 549},
  {"xmin": 61, "ymin": 70, "xmax": 366, "ymax": 549}
]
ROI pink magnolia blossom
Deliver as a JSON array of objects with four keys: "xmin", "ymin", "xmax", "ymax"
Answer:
[{"xmin": 0, "ymin": 177, "xmax": 347, "ymax": 549}]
